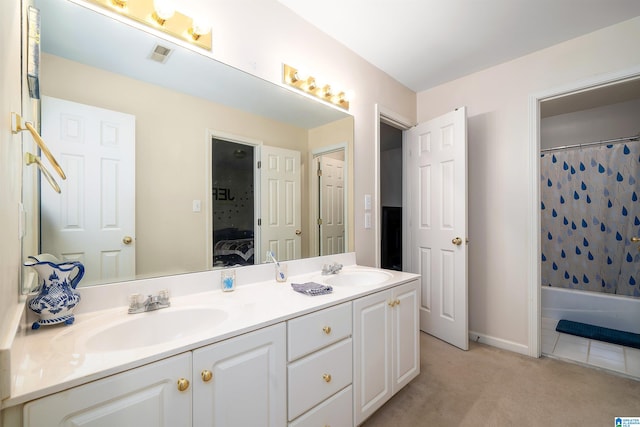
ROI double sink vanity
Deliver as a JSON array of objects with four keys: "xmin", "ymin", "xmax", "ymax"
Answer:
[{"xmin": 3, "ymin": 253, "xmax": 420, "ymax": 426}]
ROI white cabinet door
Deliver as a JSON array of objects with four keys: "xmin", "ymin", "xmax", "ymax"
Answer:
[
  {"xmin": 391, "ymin": 281, "xmax": 420, "ymax": 393},
  {"xmin": 23, "ymin": 353, "xmax": 192, "ymax": 427},
  {"xmin": 353, "ymin": 289, "xmax": 393, "ymax": 425},
  {"xmin": 353, "ymin": 280, "xmax": 420, "ymax": 425},
  {"xmin": 193, "ymin": 323, "xmax": 287, "ymax": 427}
]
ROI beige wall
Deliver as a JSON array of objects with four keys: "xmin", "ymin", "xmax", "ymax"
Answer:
[
  {"xmin": 42, "ymin": 54, "xmax": 319, "ymax": 278},
  {"xmin": 416, "ymin": 17, "xmax": 640, "ymax": 350}
]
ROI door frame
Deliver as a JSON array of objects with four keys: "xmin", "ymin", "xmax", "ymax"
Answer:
[
  {"xmin": 206, "ymin": 129, "xmax": 262, "ymax": 266},
  {"xmin": 309, "ymin": 143, "xmax": 349, "ymax": 257},
  {"xmin": 374, "ymin": 104, "xmax": 413, "ymax": 269},
  {"xmin": 527, "ymin": 65, "xmax": 640, "ymax": 358}
]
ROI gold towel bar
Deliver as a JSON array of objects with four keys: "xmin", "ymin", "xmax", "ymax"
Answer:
[
  {"xmin": 11, "ymin": 112, "xmax": 66, "ymax": 180},
  {"xmin": 25, "ymin": 152, "xmax": 61, "ymax": 194}
]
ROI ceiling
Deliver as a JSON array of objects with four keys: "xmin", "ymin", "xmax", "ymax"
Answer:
[{"xmin": 277, "ymin": 0, "xmax": 640, "ymax": 93}]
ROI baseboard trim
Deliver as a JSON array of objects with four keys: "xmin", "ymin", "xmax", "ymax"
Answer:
[{"xmin": 469, "ymin": 331, "xmax": 530, "ymax": 356}]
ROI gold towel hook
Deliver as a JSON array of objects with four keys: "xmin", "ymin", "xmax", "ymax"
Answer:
[
  {"xmin": 11, "ymin": 112, "xmax": 66, "ymax": 180},
  {"xmin": 25, "ymin": 152, "xmax": 61, "ymax": 194}
]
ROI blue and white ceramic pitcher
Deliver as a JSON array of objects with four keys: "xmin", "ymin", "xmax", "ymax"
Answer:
[{"xmin": 24, "ymin": 254, "xmax": 84, "ymax": 330}]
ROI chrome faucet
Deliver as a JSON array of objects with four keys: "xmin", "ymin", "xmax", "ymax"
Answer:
[
  {"xmin": 321, "ymin": 262, "xmax": 343, "ymax": 275},
  {"xmin": 128, "ymin": 289, "xmax": 170, "ymax": 314}
]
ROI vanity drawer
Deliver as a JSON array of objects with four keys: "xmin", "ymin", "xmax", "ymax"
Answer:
[
  {"xmin": 287, "ymin": 302, "xmax": 352, "ymax": 361},
  {"xmin": 289, "ymin": 385, "xmax": 353, "ymax": 427},
  {"xmin": 288, "ymin": 338, "xmax": 352, "ymax": 420}
]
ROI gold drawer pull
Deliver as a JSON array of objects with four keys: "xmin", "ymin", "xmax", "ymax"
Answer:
[
  {"xmin": 323, "ymin": 326, "xmax": 332, "ymax": 334},
  {"xmin": 322, "ymin": 373, "xmax": 332, "ymax": 383},
  {"xmin": 201, "ymin": 370, "xmax": 213, "ymax": 382},
  {"xmin": 177, "ymin": 378, "xmax": 190, "ymax": 391},
  {"xmin": 395, "ymin": 299, "xmax": 400, "ymax": 306},
  {"xmin": 388, "ymin": 300, "xmax": 395, "ymax": 307}
]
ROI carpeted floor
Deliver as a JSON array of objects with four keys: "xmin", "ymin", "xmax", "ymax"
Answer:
[{"xmin": 362, "ymin": 332, "xmax": 640, "ymax": 426}]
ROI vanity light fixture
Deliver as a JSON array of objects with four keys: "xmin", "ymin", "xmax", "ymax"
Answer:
[
  {"xmin": 283, "ymin": 64, "xmax": 350, "ymax": 111},
  {"xmin": 86, "ymin": 0, "xmax": 212, "ymax": 51}
]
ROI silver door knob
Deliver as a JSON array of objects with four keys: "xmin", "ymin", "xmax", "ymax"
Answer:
[{"xmin": 452, "ymin": 237, "xmax": 462, "ymax": 246}]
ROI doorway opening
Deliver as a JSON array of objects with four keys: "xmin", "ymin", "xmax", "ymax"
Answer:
[
  {"xmin": 379, "ymin": 123, "xmax": 403, "ymax": 270},
  {"xmin": 530, "ymin": 68, "xmax": 640, "ymax": 369},
  {"xmin": 375, "ymin": 105, "xmax": 413, "ymax": 270},
  {"xmin": 211, "ymin": 137, "xmax": 258, "ymax": 268}
]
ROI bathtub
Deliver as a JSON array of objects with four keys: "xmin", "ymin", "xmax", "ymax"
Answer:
[{"xmin": 541, "ymin": 286, "xmax": 640, "ymax": 334}]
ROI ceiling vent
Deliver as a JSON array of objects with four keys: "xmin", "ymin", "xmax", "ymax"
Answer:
[{"xmin": 149, "ymin": 44, "xmax": 172, "ymax": 64}]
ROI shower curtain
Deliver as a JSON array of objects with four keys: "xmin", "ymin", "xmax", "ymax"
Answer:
[{"xmin": 540, "ymin": 141, "xmax": 640, "ymax": 297}]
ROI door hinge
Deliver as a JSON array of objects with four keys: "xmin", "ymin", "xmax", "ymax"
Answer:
[
  {"xmin": 257, "ymin": 160, "xmax": 261, "ymax": 169},
  {"xmin": 317, "ymin": 168, "xmax": 322, "ymax": 177},
  {"xmin": 258, "ymin": 218, "xmax": 262, "ymax": 226},
  {"xmin": 317, "ymin": 218, "xmax": 323, "ymax": 225}
]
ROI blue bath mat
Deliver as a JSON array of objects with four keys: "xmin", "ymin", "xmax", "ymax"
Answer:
[{"xmin": 556, "ymin": 319, "xmax": 640, "ymax": 349}]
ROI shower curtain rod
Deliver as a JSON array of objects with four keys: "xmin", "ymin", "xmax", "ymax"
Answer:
[{"xmin": 540, "ymin": 132, "xmax": 640, "ymax": 153}]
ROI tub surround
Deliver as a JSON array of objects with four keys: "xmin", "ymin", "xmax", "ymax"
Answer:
[{"xmin": 3, "ymin": 253, "xmax": 420, "ymax": 409}]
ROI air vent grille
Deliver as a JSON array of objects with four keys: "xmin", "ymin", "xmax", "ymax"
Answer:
[{"xmin": 149, "ymin": 44, "xmax": 172, "ymax": 63}]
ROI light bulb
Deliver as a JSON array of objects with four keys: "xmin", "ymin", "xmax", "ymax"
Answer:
[
  {"xmin": 190, "ymin": 18, "xmax": 212, "ymax": 40},
  {"xmin": 154, "ymin": 0, "xmax": 175, "ymax": 20}
]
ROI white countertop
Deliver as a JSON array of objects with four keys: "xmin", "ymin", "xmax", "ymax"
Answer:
[{"xmin": 4, "ymin": 257, "xmax": 419, "ymax": 408}]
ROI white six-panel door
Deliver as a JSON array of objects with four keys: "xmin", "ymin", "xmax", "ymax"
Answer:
[
  {"xmin": 406, "ymin": 107, "xmax": 468, "ymax": 350},
  {"xmin": 40, "ymin": 96, "xmax": 136, "ymax": 285},
  {"xmin": 260, "ymin": 146, "xmax": 301, "ymax": 261},
  {"xmin": 320, "ymin": 156, "xmax": 345, "ymax": 255}
]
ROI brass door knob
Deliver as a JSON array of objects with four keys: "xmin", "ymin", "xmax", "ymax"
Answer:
[
  {"xmin": 177, "ymin": 378, "xmax": 190, "ymax": 391},
  {"xmin": 201, "ymin": 370, "xmax": 213, "ymax": 382},
  {"xmin": 295, "ymin": 229, "xmax": 302, "ymax": 235},
  {"xmin": 322, "ymin": 373, "xmax": 332, "ymax": 383},
  {"xmin": 123, "ymin": 236, "xmax": 133, "ymax": 245},
  {"xmin": 452, "ymin": 237, "xmax": 462, "ymax": 246},
  {"xmin": 322, "ymin": 326, "xmax": 332, "ymax": 334}
]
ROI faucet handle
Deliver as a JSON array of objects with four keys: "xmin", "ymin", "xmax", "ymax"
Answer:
[
  {"xmin": 129, "ymin": 293, "xmax": 142, "ymax": 309},
  {"xmin": 158, "ymin": 289, "xmax": 170, "ymax": 303}
]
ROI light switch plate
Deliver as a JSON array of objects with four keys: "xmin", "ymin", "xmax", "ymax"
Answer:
[
  {"xmin": 364, "ymin": 194, "xmax": 372, "ymax": 210},
  {"xmin": 364, "ymin": 212, "xmax": 372, "ymax": 229},
  {"xmin": 192, "ymin": 200, "xmax": 201, "ymax": 212}
]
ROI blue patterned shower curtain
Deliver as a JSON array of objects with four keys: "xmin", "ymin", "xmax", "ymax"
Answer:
[{"xmin": 540, "ymin": 142, "xmax": 640, "ymax": 297}]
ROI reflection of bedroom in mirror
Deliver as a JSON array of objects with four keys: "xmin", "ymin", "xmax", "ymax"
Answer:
[{"xmin": 212, "ymin": 138, "xmax": 256, "ymax": 268}]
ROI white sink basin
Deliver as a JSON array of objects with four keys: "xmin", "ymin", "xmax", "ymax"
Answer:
[
  {"xmin": 323, "ymin": 270, "xmax": 393, "ymax": 287},
  {"xmin": 84, "ymin": 307, "xmax": 228, "ymax": 352}
]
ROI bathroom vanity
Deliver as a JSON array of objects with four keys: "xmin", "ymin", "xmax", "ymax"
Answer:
[{"xmin": 2, "ymin": 254, "xmax": 420, "ymax": 426}]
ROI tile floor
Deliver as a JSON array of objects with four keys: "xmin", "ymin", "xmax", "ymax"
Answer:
[{"xmin": 542, "ymin": 317, "xmax": 640, "ymax": 379}]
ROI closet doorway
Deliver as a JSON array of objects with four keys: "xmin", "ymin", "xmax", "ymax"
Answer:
[
  {"xmin": 533, "ymin": 73, "xmax": 640, "ymax": 377},
  {"xmin": 379, "ymin": 122, "xmax": 404, "ymax": 270}
]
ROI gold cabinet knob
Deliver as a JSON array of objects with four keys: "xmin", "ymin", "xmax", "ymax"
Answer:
[
  {"xmin": 388, "ymin": 300, "xmax": 396, "ymax": 307},
  {"xmin": 395, "ymin": 299, "xmax": 400, "ymax": 306},
  {"xmin": 632, "ymin": 237, "xmax": 640, "ymax": 243},
  {"xmin": 322, "ymin": 326, "xmax": 332, "ymax": 335},
  {"xmin": 452, "ymin": 237, "xmax": 462, "ymax": 246},
  {"xmin": 322, "ymin": 373, "xmax": 332, "ymax": 383},
  {"xmin": 177, "ymin": 378, "xmax": 190, "ymax": 391},
  {"xmin": 201, "ymin": 370, "xmax": 213, "ymax": 382},
  {"xmin": 123, "ymin": 236, "xmax": 133, "ymax": 245}
]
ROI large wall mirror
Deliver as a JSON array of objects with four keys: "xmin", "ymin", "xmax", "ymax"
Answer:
[{"xmin": 22, "ymin": 0, "xmax": 354, "ymax": 291}]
